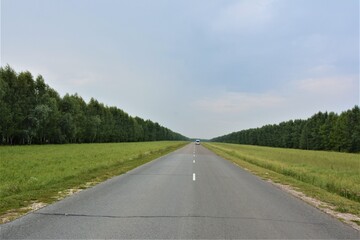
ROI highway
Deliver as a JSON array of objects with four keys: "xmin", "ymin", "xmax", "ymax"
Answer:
[{"xmin": 1, "ymin": 144, "xmax": 358, "ymax": 239}]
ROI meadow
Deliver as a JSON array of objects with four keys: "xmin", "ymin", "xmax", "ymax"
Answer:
[
  {"xmin": 0, "ymin": 141, "xmax": 187, "ymax": 216},
  {"xmin": 204, "ymin": 142, "xmax": 360, "ymax": 216}
]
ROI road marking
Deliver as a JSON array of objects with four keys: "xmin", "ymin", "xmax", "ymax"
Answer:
[
  {"xmin": 193, "ymin": 159, "xmax": 195, "ymax": 163},
  {"xmin": 193, "ymin": 173, "xmax": 196, "ymax": 181}
]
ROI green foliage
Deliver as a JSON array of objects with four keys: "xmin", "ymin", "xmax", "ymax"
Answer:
[
  {"xmin": 0, "ymin": 66, "xmax": 188, "ymax": 144},
  {"xmin": 212, "ymin": 107, "xmax": 360, "ymax": 153}
]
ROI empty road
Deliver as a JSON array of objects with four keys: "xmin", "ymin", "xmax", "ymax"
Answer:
[{"xmin": 1, "ymin": 144, "xmax": 358, "ymax": 239}]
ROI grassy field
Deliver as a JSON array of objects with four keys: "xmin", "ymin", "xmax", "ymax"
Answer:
[
  {"xmin": 0, "ymin": 141, "xmax": 187, "ymax": 216},
  {"xmin": 204, "ymin": 142, "xmax": 360, "ymax": 216}
]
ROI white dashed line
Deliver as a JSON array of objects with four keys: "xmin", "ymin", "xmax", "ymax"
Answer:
[
  {"xmin": 193, "ymin": 159, "xmax": 195, "ymax": 163},
  {"xmin": 193, "ymin": 173, "xmax": 196, "ymax": 181}
]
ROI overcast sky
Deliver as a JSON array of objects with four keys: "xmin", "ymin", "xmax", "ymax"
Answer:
[{"xmin": 1, "ymin": 0, "xmax": 359, "ymax": 139}]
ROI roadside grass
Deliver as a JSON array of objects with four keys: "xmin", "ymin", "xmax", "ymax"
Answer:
[
  {"xmin": 0, "ymin": 141, "xmax": 187, "ymax": 217},
  {"xmin": 203, "ymin": 142, "xmax": 360, "ymax": 216}
]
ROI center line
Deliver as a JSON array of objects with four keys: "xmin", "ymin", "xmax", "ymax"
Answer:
[
  {"xmin": 193, "ymin": 173, "xmax": 196, "ymax": 181},
  {"xmin": 193, "ymin": 159, "xmax": 195, "ymax": 163}
]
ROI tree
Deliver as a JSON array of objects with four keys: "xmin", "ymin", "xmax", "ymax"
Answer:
[
  {"xmin": 212, "ymin": 106, "xmax": 360, "ymax": 153},
  {"xmin": 0, "ymin": 66, "xmax": 188, "ymax": 145},
  {"xmin": 349, "ymin": 106, "xmax": 360, "ymax": 152}
]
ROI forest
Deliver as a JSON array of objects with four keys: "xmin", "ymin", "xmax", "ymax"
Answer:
[
  {"xmin": 0, "ymin": 66, "xmax": 188, "ymax": 145},
  {"xmin": 212, "ymin": 106, "xmax": 360, "ymax": 153}
]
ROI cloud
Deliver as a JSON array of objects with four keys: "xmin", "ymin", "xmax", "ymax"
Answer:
[
  {"xmin": 194, "ymin": 74, "xmax": 358, "ymax": 137},
  {"xmin": 307, "ymin": 64, "xmax": 337, "ymax": 75},
  {"xmin": 195, "ymin": 75, "xmax": 357, "ymax": 116},
  {"xmin": 195, "ymin": 91, "xmax": 286, "ymax": 114},
  {"xmin": 294, "ymin": 76, "xmax": 357, "ymax": 97},
  {"xmin": 213, "ymin": 0, "xmax": 277, "ymax": 33},
  {"xmin": 291, "ymin": 34, "xmax": 329, "ymax": 50}
]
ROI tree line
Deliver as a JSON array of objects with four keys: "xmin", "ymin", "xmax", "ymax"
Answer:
[
  {"xmin": 212, "ymin": 106, "xmax": 360, "ymax": 153},
  {"xmin": 0, "ymin": 65, "xmax": 188, "ymax": 145}
]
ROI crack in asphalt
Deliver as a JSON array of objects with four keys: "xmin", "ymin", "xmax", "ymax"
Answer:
[{"xmin": 33, "ymin": 212, "xmax": 325, "ymax": 226}]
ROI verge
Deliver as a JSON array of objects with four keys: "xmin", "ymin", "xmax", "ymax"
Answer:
[
  {"xmin": 0, "ymin": 142, "xmax": 187, "ymax": 224},
  {"xmin": 204, "ymin": 143, "xmax": 360, "ymax": 231}
]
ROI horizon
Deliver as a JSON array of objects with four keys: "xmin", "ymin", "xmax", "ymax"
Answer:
[
  {"xmin": 1, "ymin": 0, "xmax": 359, "ymax": 139},
  {"xmin": 3, "ymin": 64, "xmax": 359, "ymax": 141}
]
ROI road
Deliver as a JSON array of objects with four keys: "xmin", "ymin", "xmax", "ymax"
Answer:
[{"xmin": 1, "ymin": 144, "xmax": 358, "ymax": 239}]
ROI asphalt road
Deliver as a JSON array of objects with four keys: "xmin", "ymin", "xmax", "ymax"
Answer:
[{"xmin": 1, "ymin": 144, "xmax": 358, "ymax": 239}]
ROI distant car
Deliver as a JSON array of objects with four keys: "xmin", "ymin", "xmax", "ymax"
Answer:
[{"xmin": 195, "ymin": 139, "xmax": 200, "ymax": 145}]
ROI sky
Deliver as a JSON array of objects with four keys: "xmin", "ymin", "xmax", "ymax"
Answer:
[{"xmin": 1, "ymin": 0, "xmax": 359, "ymax": 139}]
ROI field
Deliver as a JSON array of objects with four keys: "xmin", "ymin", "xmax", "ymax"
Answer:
[
  {"xmin": 0, "ymin": 141, "xmax": 187, "ymax": 217},
  {"xmin": 204, "ymin": 142, "xmax": 360, "ymax": 216}
]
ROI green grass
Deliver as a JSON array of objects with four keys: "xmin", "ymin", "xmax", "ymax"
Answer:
[
  {"xmin": 0, "ymin": 141, "xmax": 187, "ymax": 216},
  {"xmin": 203, "ymin": 142, "xmax": 360, "ymax": 216}
]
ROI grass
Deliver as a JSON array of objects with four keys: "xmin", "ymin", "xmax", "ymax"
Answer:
[
  {"xmin": 203, "ymin": 142, "xmax": 360, "ymax": 216},
  {"xmin": 0, "ymin": 141, "xmax": 187, "ymax": 216}
]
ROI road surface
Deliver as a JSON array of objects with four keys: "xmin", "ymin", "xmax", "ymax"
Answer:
[{"xmin": 1, "ymin": 144, "xmax": 358, "ymax": 239}]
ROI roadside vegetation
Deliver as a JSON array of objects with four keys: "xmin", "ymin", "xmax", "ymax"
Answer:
[
  {"xmin": 0, "ymin": 141, "xmax": 187, "ymax": 217},
  {"xmin": 204, "ymin": 142, "xmax": 360, "ymax": 217},
  {"xmin": 212, "ymin": 106, "xmax": 360, "ymax": 153},
  {"xmin": 0, "ymin": 65, "xmax": 187, "ymax": 145}
]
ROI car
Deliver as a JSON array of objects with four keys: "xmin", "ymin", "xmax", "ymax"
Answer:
[{"xmin": 195, "ymin": 139, "xmax": 200, "ymax": 145}]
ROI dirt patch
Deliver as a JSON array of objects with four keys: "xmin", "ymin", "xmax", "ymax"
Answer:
[
  {"xmin": 55, "ymin": 182, "xmax": 100, "ymax": 201},
  {"xmin": 0, "ymin": 202, "xmax": 47, "ymax": 224},
  {"xmin": 56, "ymin": 188, "xmax": 83, "ymax": 200},
  {"xmin": 268, "ymin": 179, "xmax": 360, "ymax": 231}
]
